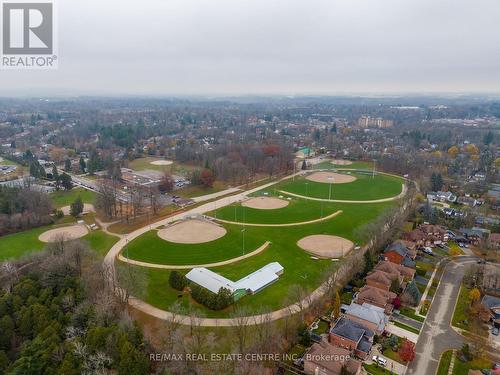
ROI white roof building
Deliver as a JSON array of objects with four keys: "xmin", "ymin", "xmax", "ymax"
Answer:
[{"xmin": 186, "ymin": 262, "xmax": 284, "ymax": 295}]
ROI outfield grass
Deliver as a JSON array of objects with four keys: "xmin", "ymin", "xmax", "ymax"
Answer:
[
  {"xmin": 0, "ymin": 226, "xmax": 47, "ymax": 261},
  {"xmin": 85, "ymin": 230, "xmax": 120, "ymax": 257},
  {"xmin": 276, "ymin": 172, "xmax": 403, "ymax": 201},
  {"xmin": 119, "ymin": 200, "xmax": 395, "ymax": 317},
  {"xmin": 178, "ymin": 181, "xmax": 228, "ymax": 199},
  {"xmin": 50, "ymin": 188, "xmax": 96, "ymax": 208},
  {"xmin": 211, "ymin": 194, "xmax": 342, "ymax": 224}
]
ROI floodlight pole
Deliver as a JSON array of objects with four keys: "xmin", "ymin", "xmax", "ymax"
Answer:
[
  {"xmin": 328, "ymin": 177, "xmax": 334, "ymax": 200},
  {"xmin": 372, "ymin": 159, "xmax": 376, "ymax": 179}
]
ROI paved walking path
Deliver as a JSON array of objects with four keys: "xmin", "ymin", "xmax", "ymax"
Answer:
[
  {"xmin": 278, "ymin": 183, "xmax": 406, "ymax": 203},
  {"xmin": 191, "ymin": 187, "xmax": 241, "ymax": 203},
  {"xmin": 118, "ymin": 241, "xmax": 271, "ymax": 269},
  {"xmin": 210, "ymin": 210, "xmax": 342, "ymax": 227}
]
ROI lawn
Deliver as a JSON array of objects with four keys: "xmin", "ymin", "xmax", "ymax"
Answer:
[
  {"xmin": 276, "ymin": 172, "xmax": 403, "ymax": 201},
  {"xmin": 119, "ymin": 200, "xmax": 395, "ymax": 317},
  {"xmin": 452, "ymin": 355, "xmax": 492, "ymax": 375},
  {"xmin": 452, "ymin": 285, "xmax": 471, "ymax": 330},
  {"xmin": 0, "ymin": 226, "xmax": 47, "ymax": 261},
  {"xmin": 178, "ymin": 181, "xmax": 228, "ymax": 199},
  {"xmin": 437, "ymin": 350, "xmax": 453, "ymax": 375},
  {"xmin": 85, "ymin": 230, "xmax": 120, "ymax": 257},
  {"xmin": 392, "ymin": 321, "xmax": 420, "ymax": 334},
  {"xmin": 363, "ymin": 364, "xmax": 396, "ymax": 375},
  {"xmin": 50, "ymin": 188, "xmax": 96, "ymax": 208}
]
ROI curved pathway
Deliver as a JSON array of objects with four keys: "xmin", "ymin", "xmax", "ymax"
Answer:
[
  {"xmin": 278, "ymin": 183, "xmax": 406, "ymax": 203},
  {"xmin": 210, "ymin": 210, "xmax": 342, "ymax": 227},
  {"xmin": 118, "ymin": 241, "xmax": 271, "ymax": 269}
]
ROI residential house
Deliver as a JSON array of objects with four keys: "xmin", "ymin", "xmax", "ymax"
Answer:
[
  {"xmin": 427, "ymin": 191, "xmax": 457, "ymax": 203},
  {"xmin": 457, "ymin": 196, "xmax": 478, "ymax": 207},
  {"xmin": 303, "ymin": 340, "xmax": 361, "ymax": 375},
  {"xmin": 459, "ymin": 227, "xmax": 490, "ymax": 246},
  {"xmin": 354, "ymin": 285, "xmax": 396, "ymax": 315},
  {"xmin": 488, "ymin": 233, "xmax": 500, "ymax": 249},
  {"xmin": 481, "ymin": 295, "xmax": 500, "ymax": 326},
  {"xmin": 329, "ymin": 317, "xmax": 375, "ymax": 360},
  {"xmin": 374, "ymin": 261, "xmax": 415, "ymax": 283},
  {"xmin": 344, "ymin": 303, "xmax": 388, "ymax": 334},
  {"xmin": 403, "ymin": 224, "xmax": 447, "ymax": 246},
  {"xmin": 383, "ymin": 241, "xmax": 416, "ymax": 268},
  {"xmin": 482, "ymin": 264, "xmax": 500, "ymax": 294},
  {"xmin": 365, "ymin": 270, "xmax": 395, "ymax": 292}
]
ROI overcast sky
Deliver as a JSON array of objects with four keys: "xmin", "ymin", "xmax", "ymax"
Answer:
[{"xmin": 1, "ymin": 0, "xmax": 499, "ymax": 96}]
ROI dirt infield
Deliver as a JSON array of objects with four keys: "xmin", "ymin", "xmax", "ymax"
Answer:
[
  {"xmin": 306, "ymin": 171, "xmax": 357, "ymax": 184},
  {"xmin": 61, "ymin": 203, "xmax": 95, "ymax": 216},
  {"xmin": 150, "ymin": 160, "xmax": 173, "ymax": 166},
  {"xmin": 297, "ymin": 235, "xmax": 354, "ymax": 258},
  {"xmin": 157, "ymin": 219, "xmax": 227, "ymax": 244},
  {"xmin": 331, "ymin": 159, "xmax": 353, "ymax": 165},
  {"xmin": 39, "ymin": 224, "xmax": 89, "ymax": 243},
  {"xmin": 242, "ymin": 196, "xmax": 289, "ymax": 210}
]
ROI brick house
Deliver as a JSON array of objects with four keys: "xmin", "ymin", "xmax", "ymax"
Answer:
[
  {"xmin": 303, "ymin": 340, "xmax": 361, "ymax": 375},
  {"xmin": 374, "ymin": 261, "xmax": 415, "ymax": 282},
  {"xmin": 384, "ymin": 241, "xmax": 417, "ymax": 268},
  {"xmin": 481, "ymin": 295, "xmax": 500, "ymax": 326},
  {"xmin": 365, "ymin": 270, "xmax": 395, "ymax": 291},
  {"xmin": 329, "ymin": 317, "xmax": 375, "ymax": 360},
  {"xmin": 403, "ymin": 224, "xmax": 448, "ymax": 247},
  {"xmin": 354, "ymin": 285, "xmax": 397, "ymax": 315}
]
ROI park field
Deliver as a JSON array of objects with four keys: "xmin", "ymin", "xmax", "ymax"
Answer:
[
  {"xmin": 50, "ymin": 187, "xmax": 97, "ymax": 208},
  {"xmin": 119, "ymin": 200, "xmax": 395, "ymax": 317},
  {"xmin": 276, "ymin": 171, "xmax": 403, "ymax": 201},
  {"xmin": 0, "ymin": 224, "xmax": 119, "ymax": 261}
]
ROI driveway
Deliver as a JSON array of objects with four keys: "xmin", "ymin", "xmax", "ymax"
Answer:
[
  {"xmin": 406, "ymin": 256, "xmax": 477, "ymax": 375},
  {"xmin": 392, "ymin": 313, "xmax": 423, "ymax": 331}
]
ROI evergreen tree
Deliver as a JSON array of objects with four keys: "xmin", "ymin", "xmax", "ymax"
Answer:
[
  {"xmin": 79, "ymin": 157, "xmax": 86, "ymax": 173},
  {"xmin": 70, "ymin": 197, "xmax": 84, "ymax": 217},
  {"xmin": 64, "ymin": 158, "xmax": 71, "ymax": 172}
]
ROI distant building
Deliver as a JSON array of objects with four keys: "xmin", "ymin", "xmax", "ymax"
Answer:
[{"xmin": 357, "ymin": 116, "xmax": 394, "ymax": 129}]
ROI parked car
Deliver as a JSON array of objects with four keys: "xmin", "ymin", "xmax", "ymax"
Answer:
[
  {"xmin": 372, "ymin": 355, "xmax": 387, "ymax": 367},
  {"xmin": 492, "ymin": 327, "xmax": 499, "ymax": 336},
  {"xmin": 423, "ymin": 247, "xmax": 434, "ymax": 256}
]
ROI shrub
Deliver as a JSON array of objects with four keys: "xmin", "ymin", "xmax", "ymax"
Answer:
[
  {"xmin": 190, "ymin": 285, "xmax": 234, "ymax": 310},
  {"xmin": 168, "ymin": 271, "xmax": 189, "ymax": 291}
]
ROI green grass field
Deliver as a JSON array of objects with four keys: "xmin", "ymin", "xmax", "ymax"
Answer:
[
  {"xmin": 50, "ymin": 188, "xmax": 96, "ymax": 208},
  {"xmin": 119, "ymin": 200, "xmax": 394, "ymax": 317},
  {"xmin": 276, "ymin": 172, "xmax": 403, "ymax": 201},
  {"xmin": 0, "ymin": 224, "xmax": 119, "ymax": 261},
  {"xmin": 210, "ymin": 195, "xmax": 341, "ymax": 224}
]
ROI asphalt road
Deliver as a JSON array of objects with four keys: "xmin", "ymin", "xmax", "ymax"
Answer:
[
  {"xmin": 406, "ymin": 256, "xmax": 477, "ymax": 375},
  {"xmin": 392, "ymin": 313, "xmax": 423, "ymax": 330}
]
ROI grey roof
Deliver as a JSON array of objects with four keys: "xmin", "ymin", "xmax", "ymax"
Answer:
[
  {"xmin": 358, "ymin": 338, "xmax": 373, "ymax": 354},
  {"xmin": 482, "ymin": 295, "xmax": 500, "ymax": 309},
  {"xmin": 402, "ymin": 257, "xmax": 416, "ymax": 268},
  {"xmin": 330, "ymin": 317, "xmax": 375, "ymax": 342},
  {"xmin": 385, "ymin": 242, "xmax": 408, "ymax": 257},
  {"xmin": 346, "ymin": 303, "xmax": 388, "ymax": 332}
]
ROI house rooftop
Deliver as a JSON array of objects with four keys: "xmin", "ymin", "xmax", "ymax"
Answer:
[{"xmin": 330, "ymin": 317, "xmax": 375, "ymax": 342}]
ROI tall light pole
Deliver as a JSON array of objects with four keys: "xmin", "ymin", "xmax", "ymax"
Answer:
[
  {"xmin": 306, "ymin": 182, "xmax": 309, "ymax": 196},
  {"xmin": 372, "ymin": 159, "xmax": 376, "ymax": 179},
  {"xmin": 328, "ymin": 176, "xmax": 334, "ymax": 200}
]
